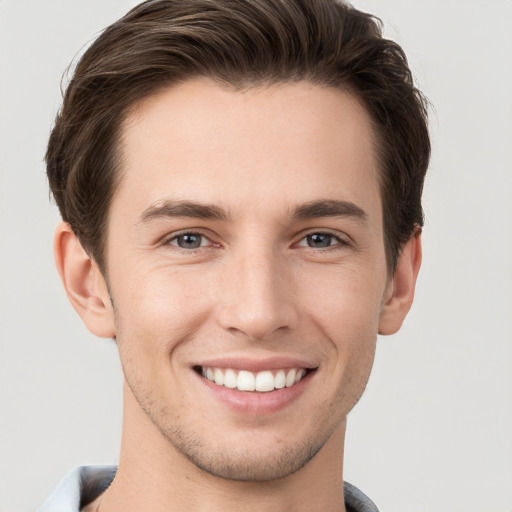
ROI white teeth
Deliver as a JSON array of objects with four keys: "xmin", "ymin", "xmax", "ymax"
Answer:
[
  {"xmin": 285, "ymin": 368, "xmax": 296, "ymax": 387},
  {"xmin": 200, "ymin": 366, "xmax": 308, "ymax": 392},
  {"xmin": 224, "ymin": 369, "xmax": 237, "ymax": 388},
  {"xmin": 274, "ymin": 370, "xmax": 286, "ymax": 389},
  {"xmin": 214, "ymin": 368, "xmax": 224, "ymax": 386},
  {"xmin": 237, "ymin": 370, "xmax": 255, "ymax": 391},
  {"xmin": 255, "ymin": 371, "xmax": 274, "ymax": 392}
]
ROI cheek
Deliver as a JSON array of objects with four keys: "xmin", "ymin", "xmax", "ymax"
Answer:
[
  {"xmin": 313, "ymin": 271, "xmax": 382, "ymax": 402},
  {"xmin": 111, "ymin": 263, "xmax": 214, "ymax": 360},
  {"xmin": 298, "ymin": 263, "xmax": 385, "ymax": 340}
]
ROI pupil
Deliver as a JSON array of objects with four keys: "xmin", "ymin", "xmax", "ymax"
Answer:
[
  {"xmin": 179, "ymin": 234, "xmax": 201, "ymax": 248},
  {"xmin": 308, "ymin": 233, "xmax": 331, "ymax": 248}
]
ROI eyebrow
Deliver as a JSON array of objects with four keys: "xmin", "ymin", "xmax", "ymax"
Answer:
[
  {"xmin": 140, "ymin": 200, "xmax": 229, "ymax": 223},
  {"xmin": 139, "ymin": 198, "xmax": 367, "ymax": 224},
  {"xmin": 293, "ymin": 199, "xmax": 367, "ymax": 222}
]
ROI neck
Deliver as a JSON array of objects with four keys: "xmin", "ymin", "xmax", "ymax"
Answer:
[{"xmin": 93, "ymin": 384, "xmax": 347, "ymax": 512}]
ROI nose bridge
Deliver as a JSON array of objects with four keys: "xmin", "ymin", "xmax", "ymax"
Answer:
[{"xmin": 218, "ymin": 240, "xmax": 298, "ymax": 340}]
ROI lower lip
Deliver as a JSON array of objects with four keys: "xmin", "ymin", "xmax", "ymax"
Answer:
[{"xmin": 196, "ymin": 370, "xmax": 314, "ymax": 414}]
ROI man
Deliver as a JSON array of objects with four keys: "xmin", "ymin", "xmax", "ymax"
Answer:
[{"xmin": 40, "ymin": 0, "xmax": 429, "ymax": 510}]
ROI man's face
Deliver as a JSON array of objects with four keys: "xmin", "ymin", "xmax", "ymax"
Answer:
[{"xmin": 104, "ymin": 79, "xmax": 390, "ymax": 480}]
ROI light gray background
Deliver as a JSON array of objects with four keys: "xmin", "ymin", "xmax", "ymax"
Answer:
[{"xmin": 1, "ymin": 1, "xmax": 511, "ymax": 511}]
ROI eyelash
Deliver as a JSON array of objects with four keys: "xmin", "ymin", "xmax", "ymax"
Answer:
[
  {"xmin": 165, "ymin": 231, "xmax": 217, "ymax": 251},
  {"xmin": 295, "ymin": 231, "xmax": 350, "ymax": 250},
  {"xmin": 163, "ymin": 230, "xmax": 350, "ymax": 252}
]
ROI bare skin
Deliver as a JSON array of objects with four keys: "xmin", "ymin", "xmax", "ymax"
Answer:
[{"xmin": 57, "ymin": 79, "xmax": 421, "ymax": 512}]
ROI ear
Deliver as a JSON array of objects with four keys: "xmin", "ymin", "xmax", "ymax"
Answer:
[
  {"xmin": 54, "ymin": 222, "xmax": 115, "ymax": 338},
  {"xmin": 378, "ymin": 231, "xmax": 422, "ymax": 335}
]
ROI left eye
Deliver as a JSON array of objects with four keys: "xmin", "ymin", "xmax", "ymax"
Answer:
[
  {"xmin": 169, "ymin": 233, "xmax": 209, "ymax": 249},
  {"xmin": 297, "ymin": 233, "xmax": 341, "ymax": 248}
]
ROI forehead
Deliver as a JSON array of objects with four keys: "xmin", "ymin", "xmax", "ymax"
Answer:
[{"xmin": 115, "ymin": 79, "xmax": 381, "ymax": 222}]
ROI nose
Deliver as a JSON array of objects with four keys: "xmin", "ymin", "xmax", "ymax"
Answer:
[{"xmin": 217, "ymin": 244, "xmax": 299, "ymax": 341}]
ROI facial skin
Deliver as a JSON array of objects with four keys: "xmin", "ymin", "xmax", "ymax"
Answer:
[{"xmin": 56, "ymin": 79, "xmax": 421, "ymax": 511}]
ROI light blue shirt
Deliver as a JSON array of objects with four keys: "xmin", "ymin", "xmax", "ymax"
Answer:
[{"xmin": 39, "ymin": 465, "xmax": 379, "ymax": 512}]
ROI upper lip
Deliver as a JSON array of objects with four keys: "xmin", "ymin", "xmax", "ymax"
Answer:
[{"xmin": 194, "ymin": 356, "xmax": 318, "ymax": 372}]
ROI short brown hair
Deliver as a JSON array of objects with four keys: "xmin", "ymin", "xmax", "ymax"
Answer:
[{"xmin": 46, "ymin": 0, "xmax": 430, "ymax": 274}]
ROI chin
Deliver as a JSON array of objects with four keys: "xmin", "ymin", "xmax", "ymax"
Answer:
[{"xmin": 165, "ymin": 427, "xmax": 329, "ymax": 482}]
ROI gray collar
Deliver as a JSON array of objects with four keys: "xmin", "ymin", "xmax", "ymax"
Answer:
[{"xmin": 40, "ymin": 465, "xmax": 379, "ymax": 512}]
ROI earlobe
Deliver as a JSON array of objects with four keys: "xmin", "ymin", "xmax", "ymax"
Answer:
[
  {"xmin": 378, "ymin": 231, "xmax": 422, "ymax": 335},
  {"xmin": 54, "ymin": 222, "xmax": 115, "ymax": 338}
]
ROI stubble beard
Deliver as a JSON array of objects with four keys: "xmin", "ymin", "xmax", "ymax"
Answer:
[
  {"xmin": 125, "ymin": 372, "xmax": 338, "ymax": 482},
  {"xmin": 121, "ymin": 355, "xmax": 370, "ymax": 483},
  {"xmin": 114, "ymin": 310, "xmax": 375, "ymax": 484},
  {"xmin": 159, "ymin": 420, "xmax": 332, "ymax": 482}
]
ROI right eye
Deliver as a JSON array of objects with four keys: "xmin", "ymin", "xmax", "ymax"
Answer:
[{"xmin": 168, "ymin": 232, "xmax": 210, "ymax": 249}]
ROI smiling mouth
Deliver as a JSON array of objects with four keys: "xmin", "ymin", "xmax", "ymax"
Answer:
[{"xmin": 195, "ymin": 366, "xmax": 311, "ymax": 392}]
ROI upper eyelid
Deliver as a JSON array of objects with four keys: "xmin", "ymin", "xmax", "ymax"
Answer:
[
  {"xmin": 163, "ymin": 229, "xmax": 214, "ymax": 242},
  {"xmin": 295, "ymin": 228, "xmax": 351, "ymax": 244},
  {"xmin": 170, "ymin": 230, "xmax": 210, "ymax": 238},
  {"xmin": 295, "ymin": 235, "xmax": 347, "ymax": 248},
  {"xmin": 170, "ymin": 232, "xmax": 208, "ymax": 242}
]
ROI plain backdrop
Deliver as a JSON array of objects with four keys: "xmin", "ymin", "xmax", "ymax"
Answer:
[{"xmin": 1, "ymin": 1, "xmax": 511, "ymax": 511}]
